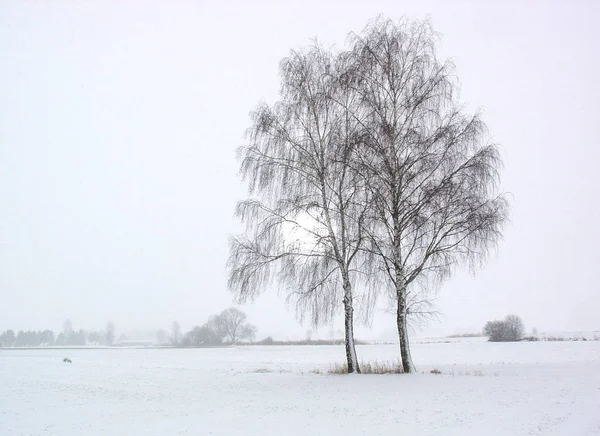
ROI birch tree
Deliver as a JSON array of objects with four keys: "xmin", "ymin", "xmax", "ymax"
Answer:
[
  {"xmin": 346, "ymin": 18, "xmax": 509, "ymax": 372},
  {"xmin": 227, "ymin": 45, "xmax": 374, "ymax": 373}
]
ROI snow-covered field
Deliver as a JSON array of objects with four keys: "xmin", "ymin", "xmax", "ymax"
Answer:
[{"xmin": 2, "ymin": 340, "xmax": 599, "ymax": 435}]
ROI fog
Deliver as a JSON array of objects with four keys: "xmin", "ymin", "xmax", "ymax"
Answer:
[{"xmin": 1, "ymin": 0, "xmax": 598, "ymax": 340}]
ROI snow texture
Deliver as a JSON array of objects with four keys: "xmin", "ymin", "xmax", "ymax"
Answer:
[{"xmin": 1, "ymin": 340, "xmax": 599, "ymax": 435}]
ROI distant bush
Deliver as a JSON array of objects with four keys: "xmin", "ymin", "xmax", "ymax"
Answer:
[{"xmin": 483, "ymin": 314, "xmax": 524, "ymax": 342}]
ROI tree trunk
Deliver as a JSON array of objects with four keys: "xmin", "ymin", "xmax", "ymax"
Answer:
[
  {"xmin": 396, "ymin": 288, "xmax": 415, "ymax": 373},
  {"xmin": 392, "ymin": 210, "xmax": 414, "ymax": 373},
  {"xmin": 343, "ymin": 278, "xmax": 360, "ymax": 374}
]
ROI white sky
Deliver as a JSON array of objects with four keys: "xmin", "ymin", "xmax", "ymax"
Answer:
[{"xmin": 1, "ymin": 0, "xmax": 598, "ymax": 340}]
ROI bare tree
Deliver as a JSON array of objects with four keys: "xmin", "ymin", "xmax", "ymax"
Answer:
[
  {"xmin": 105, "ymin": 322, "xmax": 115, "ymax": 346},
  {"xmin": 240, "ymin": 324, "xmax": 258, "ymax": 343},
  {"xmin": 344, "ymin": 17, "xmax": 509, "ymax": 372},
  {"xmin": 202, "ymin": 307, "xmax": 256, "ymax": 344},
  {"xmin": 171, "ymin": 320, "xmax": 182, "ymax": 346},
  {"xmin": 227, "ymin": 44, "xmax": 375, "ymax": 372},
  {"xmin": 213, "ymin": 308, "xmax": 255, "ymax": 344},
  {"xmin": 62, "ymin": 319, "xmax": 72, "ymax": 337},
  {"xmin": 228, "ymin": 16, "xmax": 507, "ymax": 374},
  {"xmin": 156, "ymin": 329, "xmax": 169, "ymax": 345}
]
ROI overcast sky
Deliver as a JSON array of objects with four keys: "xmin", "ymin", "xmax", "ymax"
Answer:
[{"xmin": 1, "ymin": 0, "xmax": 598, "ymax": 340}]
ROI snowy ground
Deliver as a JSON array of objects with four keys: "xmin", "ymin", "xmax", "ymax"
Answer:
[{"xmin": 2, "ymin": 340, "xmax": 599, "ymax": 435}]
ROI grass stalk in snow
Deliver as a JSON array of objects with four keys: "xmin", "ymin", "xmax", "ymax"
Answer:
[{"xmin": 328, "ymin": 360, "xmax": 404, "ymax": 374}]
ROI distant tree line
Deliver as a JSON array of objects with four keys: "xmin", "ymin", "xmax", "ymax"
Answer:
[
  {"xmin": 1, "ymin": 308, "xmax": 258, "ymax": 348},
  {"xmin": 0, "ymin": 319, "xmax": 116, "ymax": 348},
  {"xmin": 0, "ymin": 329, "xmax": 54, "ymax": 347}
]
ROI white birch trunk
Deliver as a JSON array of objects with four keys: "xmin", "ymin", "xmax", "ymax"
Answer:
[{"xmin": 343, "ymin": 276, "xmax": 360, "ymax": 373}]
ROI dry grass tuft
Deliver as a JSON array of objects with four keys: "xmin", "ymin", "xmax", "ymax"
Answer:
[{"xmin": 328, "ymin": 360, "xmax": 404, "ymax": 374}]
